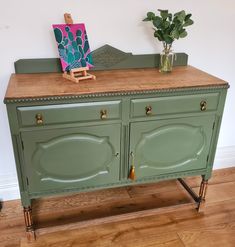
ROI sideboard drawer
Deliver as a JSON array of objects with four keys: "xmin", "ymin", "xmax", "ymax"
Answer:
[
  {"xmin": 131, "ymin": 93, "xmax": 219, "ymax": 118},
  {"xmin": 18, "ymin": 101, "xmax": 121, "ymax": 127}
]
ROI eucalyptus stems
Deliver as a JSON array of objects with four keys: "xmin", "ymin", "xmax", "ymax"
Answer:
[
  {"xmin": 143, "ymin": 9, "xmax": 194, "ymax": 72},
  {"xmin": 143, "ymin": 9, "xmax": 194, "ymax": 47}
]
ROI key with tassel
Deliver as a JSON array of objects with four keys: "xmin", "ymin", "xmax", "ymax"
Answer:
[{"xmin": 129, "ymin": 152, "xmax": 136, "ymax": 180}]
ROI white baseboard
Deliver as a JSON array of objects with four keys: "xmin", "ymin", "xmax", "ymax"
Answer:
[
  {"xmin": 213, "ymin": 145, "xmax": 235, "ymax": 169},
  {"xmin": 0, "ymin": 146, "xmax": 235, "ymax": 202},
  {"xmin": 0, "ymin": 174, "xmax": 20, "ymax": 201}
]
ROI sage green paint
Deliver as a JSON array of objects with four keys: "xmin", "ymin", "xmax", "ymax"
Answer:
[
  {"xmin": 130, "ymin": 115, "xmax": 215, "ymax": 178},
  {"xmin": 14, "ymin": 44, "xmax": 188, "ymax": 74},
  {"xmin": 5, "ymin": 85, "xmax": 228, "ymax": 207},
  {"xmin": 131, "ymin": 93, "xmax": 220, "ymax": 118},
  {"xmin": 18, "ymin": 100, "xmax": 121, "ymax": 127},
  {"xmin": 21, "ymin": 124, "xmax": 121, "ymax": 194},
  {"xmin": 14, "ymin": 58, "xmax": 62, "ymax": 74}
]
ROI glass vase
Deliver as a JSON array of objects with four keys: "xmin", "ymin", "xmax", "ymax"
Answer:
[{"xmin": 159, "ymin": 45, "xmax": 174, "ymax": 73}]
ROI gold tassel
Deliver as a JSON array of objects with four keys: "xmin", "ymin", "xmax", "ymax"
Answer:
[
  {"xmin": 129, "ymin": 152, "xmax": 136, "ymax": 180},
  {"xmin": 129, "ymin": 165, "xmax": 135, "ymax": 180}
]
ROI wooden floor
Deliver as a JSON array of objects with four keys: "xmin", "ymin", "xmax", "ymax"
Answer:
[{"xmin": 1, "ymin": 168, "xmax": 235, "ymax": 247}]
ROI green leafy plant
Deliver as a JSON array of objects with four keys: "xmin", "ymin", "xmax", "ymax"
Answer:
[
  {"xmin": 143, "ymin": 9, "xmax": 194, "ymax": 50},
  {"xmin": 143, "ymin": 9, "xmax": 194, "ymax": 72}
]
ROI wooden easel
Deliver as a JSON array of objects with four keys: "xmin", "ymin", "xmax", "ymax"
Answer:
[
  {"xmin": 62, "ymin": 13, "xmax": 96, "ymax": 83},
  {"xmin": 63, "ymin": 66, "xmax": 96, "ymax": 83}
]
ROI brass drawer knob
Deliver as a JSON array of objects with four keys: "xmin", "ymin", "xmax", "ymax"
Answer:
[
  {"xmin": 35, "ymin": 113, "xmax": 43, "ymax": 125},
  {"xmin": 100, "ymin": 109, "xmax": 107, "ymax": 119},
  {"xmin": 200, "ymin": 101, "xmax": 207, "ymax": 111},
  {"xmin": 145, "ymin": 106, "xmax": 152, "ymax": 116}
]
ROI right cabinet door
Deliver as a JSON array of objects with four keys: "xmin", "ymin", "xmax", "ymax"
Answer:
[{"xmin": 130, "ymin": 115, "xmax": 215, "ymax": 179}]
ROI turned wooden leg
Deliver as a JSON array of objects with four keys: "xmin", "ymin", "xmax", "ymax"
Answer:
[
  {"xmin": 197, "ymin": 179, "xmax": 208, "ymax": 213},
  {"xmin": 23, "ymin": 206, "xmax": 36, "ymax": 241}
]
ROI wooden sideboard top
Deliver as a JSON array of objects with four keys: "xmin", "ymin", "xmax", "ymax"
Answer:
[{"xmin": 4, "ymin": 66, "xmax": 229, "ymax": 100}]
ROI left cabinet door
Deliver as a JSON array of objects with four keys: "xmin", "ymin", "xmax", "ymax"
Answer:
[{"xmin": 21, "ymin": 124, "xmax": 121, "ymax": 194}]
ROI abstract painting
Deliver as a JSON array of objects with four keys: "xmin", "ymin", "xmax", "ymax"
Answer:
[{"xmin": 53, "ymin": 24, "xmax": 93, "ymax": 72}]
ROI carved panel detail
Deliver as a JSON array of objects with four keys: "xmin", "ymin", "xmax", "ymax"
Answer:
[
  {"xmin": 32, "ymin": 134, "xmax": 115, "ymax": 183},
  {"xmin": 136, "ymin": 124, "xmax": 206, "ymax": 170},
  {"xmin": 92, "ymin": 44, "xmax": 132, "ymax": 68}
]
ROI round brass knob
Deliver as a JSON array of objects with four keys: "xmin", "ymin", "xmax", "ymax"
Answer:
[
  {"xmin": 200, "ymin": 101, "xmax": 207, "ymax": 111},
  {"xmin": 145, "ymin": 106, "xmax": 152, "ymax": 116},
  {"xmin": 100, "ymin": 109, "xmax": 107, "ymax": 119},
  {"xmin": 35, "ymin": 113, "xmax": 43, "ymax": 125}
]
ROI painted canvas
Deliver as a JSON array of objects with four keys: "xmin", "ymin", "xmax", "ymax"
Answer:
[{"xmin": 53, "ymin": 24, "xmax": 93, "ymax": 72}]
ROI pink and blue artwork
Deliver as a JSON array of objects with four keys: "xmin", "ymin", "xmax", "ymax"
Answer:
[{"xmin": 53, "ymin": 23, "xmax": 93, "ymax": 72}]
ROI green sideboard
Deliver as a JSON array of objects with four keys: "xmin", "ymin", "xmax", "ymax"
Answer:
[{"xmin": 4, "ymin": 65, "xmax": 229, "ymax": 239}]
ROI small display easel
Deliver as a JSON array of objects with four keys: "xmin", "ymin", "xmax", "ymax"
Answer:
[
  {"xmin": 62, "ymin": 13, "xmax": 96, "ymax": 83},
  {"xmin": 63, "ymin": 66, "xmax": 96, "ymax": 83}
]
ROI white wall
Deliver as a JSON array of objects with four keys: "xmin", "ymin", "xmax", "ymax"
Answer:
[{"xmin": 1, "ymin": 0, "xmax": 235, "ymax": 201}]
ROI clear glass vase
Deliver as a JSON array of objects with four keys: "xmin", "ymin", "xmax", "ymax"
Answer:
[{"xmin": 159, "ymin": 44, "xmax": 174, "ymax": 73}]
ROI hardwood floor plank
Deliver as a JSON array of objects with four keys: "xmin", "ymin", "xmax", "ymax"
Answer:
[
  {"xmin": 20, "ymin": 197, "xmax": 235, "ymax": 247},
  {"xmin": 33, "ymin": 186, "xmax": 192, "ymax": 231},
  {"xmin": 184, "ymin": 167, "xmax": 235, "ymax": 188},
  {"xmin": 1, "ymin": 168, "xmax": 235, "ymax": 247},
  {"xmin": 36, "ymin": 203, "xmax": 195, "ymax": 236},
  {"xmin": 192, "ymin": 181, "xmax": 235, "ymax": 205},
  {"xmin": 126, "ymin": 180, "xmax": 182, "ymax": 198},
  {"xmin": 0, "ymin": 200, "xmax": 22, "ymax": 219},
  {"xmin": 21, "ymin": 228, "xmax": 185, "ymax": 247},
  {"xmin": 178, "ymin": 221, "xmax": 235, "ymax": 247},
  {"xmin": 1, "ymin": 241, "xmax": 21, "ymax": 247},
  {"xmin": 32, "ymin": 187, "xmax": 131, "ymax": 214}
]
